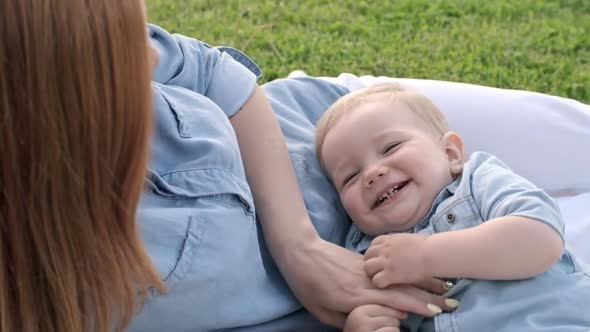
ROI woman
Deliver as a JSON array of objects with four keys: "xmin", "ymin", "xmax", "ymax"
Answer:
[
  {"xmin": 133, "ymin": 25, "xmax": 452, "ymax": 331},
  {"xmin": 0, "ymin": 1, "xmax": 163, "ymax": 331},
  {"xmin": 0, "ymin": 1, "xmax": 447, "ymax": 331}
]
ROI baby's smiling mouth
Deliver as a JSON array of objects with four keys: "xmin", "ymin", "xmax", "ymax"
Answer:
[{"xmin": 373, "ymin": 180, "xmax": 410, "ymax": 208}]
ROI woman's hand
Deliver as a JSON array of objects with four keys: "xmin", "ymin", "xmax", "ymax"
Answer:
[
  {"xmin": 280, "ymin": 238, "xmax": 455, "ymax": 328},
  {"xmin": 343, "ymin": 305, "xmax": 405, "ymax": 332}
]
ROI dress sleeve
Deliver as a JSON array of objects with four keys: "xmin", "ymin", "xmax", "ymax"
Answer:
[
  {"xmin": 148, "ymin": 24, "xmax": 261, "ymax": 117},
  {"xmin": 470, "ymin": 152, "xmax": 565, "ymax": 241}
]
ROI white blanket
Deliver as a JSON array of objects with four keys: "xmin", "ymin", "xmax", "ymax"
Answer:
[{"xmin": 313, "ymin": 73, "xmax": 590, "ymax": 265}]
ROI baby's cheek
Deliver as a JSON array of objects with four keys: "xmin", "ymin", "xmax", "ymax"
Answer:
[
  {"xmin": 343, "ymin": 197, "xmax": 376, "ymax": 234},
  {"xmin": 341, "ymin": 193, "xmax": 361, "ymax": 219}
]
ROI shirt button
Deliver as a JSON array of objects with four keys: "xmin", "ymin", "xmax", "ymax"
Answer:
[{"xmin": 446, "ymin": 213, "xmax": 456, "ymax": 223}]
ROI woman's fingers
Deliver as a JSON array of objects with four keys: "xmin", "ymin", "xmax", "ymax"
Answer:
[
  {"xmin": 362, "ymin": 287, "xmax": 432, "ymax": 316},
  {"xmin": 408, "ymin": 278, "xmax": 461, "ymax": 311},
  {"xmin": 283, "ymin": 239, "xmax": 458, "ymax": 328},
  {"xmin": 362, "ymin": 285, "xmax": 454, "ymax": 317},
  {"xmin": 414, "ymin": 277, "xmax": 448, "ymax": 295}
]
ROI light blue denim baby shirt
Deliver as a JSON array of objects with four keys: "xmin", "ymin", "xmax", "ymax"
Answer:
[
  {"xmin": 129, "ymin": 25, "xmax": 351, "ymax": 331},
  {"xmin": 347, "ymin": 152, "xmax": 590, "ymax": 332}
]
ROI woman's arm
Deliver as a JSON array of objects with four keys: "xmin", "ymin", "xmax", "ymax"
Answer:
[
  {"xmin": 230, "ymin": 86, "xmax": 317, "ymax": 253},
  {"xmin": 230, "ymin": 86, "xmax": 451, "ymax": 327}
]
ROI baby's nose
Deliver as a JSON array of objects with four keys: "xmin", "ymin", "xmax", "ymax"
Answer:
[{"xmin": 365, "ymin": 170, "xmax": 386, "ymax": 187}]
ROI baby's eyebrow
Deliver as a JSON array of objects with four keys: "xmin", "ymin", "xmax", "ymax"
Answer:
[
  {"xmin": 334, "ymin": 158, "xmax": 350, "ymax": 172},
  {"xmin": 333, "ymin": 165, "xmax": 356, "ymax": 183},
  {"xmin": 373, "ymin": 129, "xmax": 405, "ymax": 141},
  {"xmin": 328, "ymin": 158, "xmax": 351, "ymax": 175}
]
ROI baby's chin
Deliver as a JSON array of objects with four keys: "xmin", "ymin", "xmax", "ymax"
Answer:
[
  {"xmin": 384, "ymin": 221, "xmax": 419, "ymax": 233},
  {"xmin": 355, "ymin": 202, "xmax": 430, "ymax": 235},
  {"xmin": 358, "ymin": 217, "xmax": 420, "ymax": 235}
]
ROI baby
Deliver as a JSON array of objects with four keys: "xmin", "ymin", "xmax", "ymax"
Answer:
[{"xmin": 315, "ymin": 84, "xmax": 590, "ymax": 332}]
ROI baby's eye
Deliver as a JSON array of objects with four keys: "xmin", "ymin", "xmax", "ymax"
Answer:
[
  {"xmin": 383, "ymin": 142, "xmax": 400, "ymax": 154},
  {"xmin": 342, "ymin": 171, "xmax": 359, "ymax": 187}
]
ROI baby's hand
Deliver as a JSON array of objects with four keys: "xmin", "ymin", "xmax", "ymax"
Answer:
[
  {"xmin": 343, "ymin": 304, "xmax": 405, "ymax": 332},
  {"xmin": 364, "ymin": 233, "xmax": 431, "ymax": 288}
]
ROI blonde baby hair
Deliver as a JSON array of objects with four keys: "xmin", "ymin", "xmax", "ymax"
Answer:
[{"xmin": 315, "ymin": 83, "xmax": 449, "ymax": 170}]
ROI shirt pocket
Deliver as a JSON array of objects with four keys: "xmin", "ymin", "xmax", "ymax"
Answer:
[
  {"xmin": 431, "ymin": 196, "xmax": 481, "ymax": 233},
  {"xmin": 137, "ymin": 191, "xmax": 274, "ymax": 328},
  {"xmin": 155, "ymin": 82, "xmax": 233, "ymax": 139},
  {"xmin": 138, "ymin": 204, "xmax": 202, "ymax": 291},
  {"xmin": 147, "ymin": 168, "xmax": 254, "ymax": 216},
  {"xmin": 140, "ymin": 168, "xmax": 256, "ymax": 293}
]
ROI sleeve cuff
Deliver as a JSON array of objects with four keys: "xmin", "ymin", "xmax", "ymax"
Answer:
[{"xmin": 207, "ymin": 51, "xmax": 259, "ymax": 118}]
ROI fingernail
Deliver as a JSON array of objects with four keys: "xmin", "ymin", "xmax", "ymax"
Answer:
[
  {"xmin": 427, "ymin": 303, "xmax": 442, "ymax": 314},
  {"xmin": 445, "ymin": 298, "xmax": 460, "ymax": 308}
]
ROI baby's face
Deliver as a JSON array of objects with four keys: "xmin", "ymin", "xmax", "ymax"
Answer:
[{"xmin": 322, "ymin": 100, "xmax": 455, "ymax": 235}]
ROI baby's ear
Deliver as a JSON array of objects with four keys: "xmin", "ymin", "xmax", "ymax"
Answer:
[{"xmin": 441, "ymin": 132, "xmax": 465, "ymax": 175}]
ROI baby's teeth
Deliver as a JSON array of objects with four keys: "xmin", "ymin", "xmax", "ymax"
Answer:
[{"xmin": 380, "ymin": 186, "xmax": 402, "ymax": 203}]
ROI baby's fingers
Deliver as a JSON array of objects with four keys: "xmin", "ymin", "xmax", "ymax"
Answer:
[
  {"xmin": 364, "ymin": 257, "xmax": 384, "ymax": 278},
  {"xmin": 370, "ymin": 316, "xmax": 400, "ymax": 327},
  {"xmin": 371, "ymin": 235, "xmax": 390, "ymax": 246},
  {"xmin": 372, "ymin": 271, "xmax": 394, "ymax": 289},
  {"xmin": 375, "ymin": 328, "xmax": 400, "ymax": 332},
  {"xmin": 363, "ymin": 243, "xmax": 383, "ymax": 260}
]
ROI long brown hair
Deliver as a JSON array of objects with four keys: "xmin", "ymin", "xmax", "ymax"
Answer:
[{"xmin": 0, "ymin": 0, "xmax": 164, "ymax": 331}]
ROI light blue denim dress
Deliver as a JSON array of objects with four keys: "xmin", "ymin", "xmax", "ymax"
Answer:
[
  {"xmin": 129, "ymin": 25, "xmax": 351, "ymax": 331},
  {"xmin": 347, "ymin": 152, "xmax": 590, "ymax": 332}
]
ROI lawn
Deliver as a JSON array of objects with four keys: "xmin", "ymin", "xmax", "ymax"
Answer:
[{"xmin": 146, "ymin": 0, "xmax": 589, "ymax": 103}]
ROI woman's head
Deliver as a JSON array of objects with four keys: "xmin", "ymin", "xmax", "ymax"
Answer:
[{"xmin": 0, "ymin": 0, "xmax": 163, "ymax": 331}]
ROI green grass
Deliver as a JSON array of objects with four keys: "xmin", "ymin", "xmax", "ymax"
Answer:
[{"xmin": 146, "ymin": 0, "xmax": 589, "ymax": 103}]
